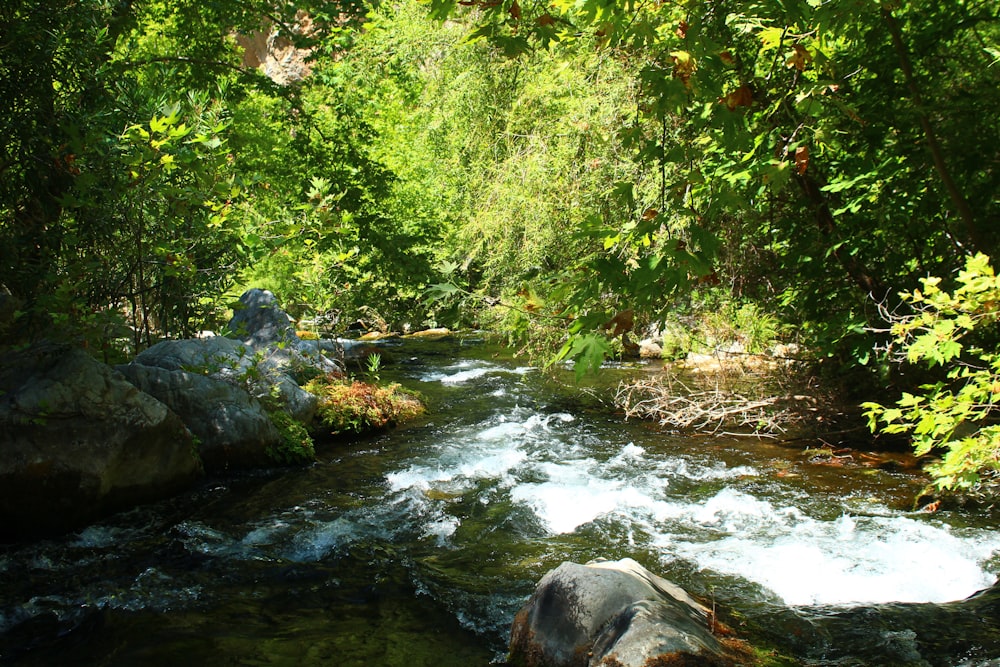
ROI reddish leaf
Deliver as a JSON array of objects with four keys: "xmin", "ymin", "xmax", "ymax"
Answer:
[
  {"xmin": 604, "ymin": 309, "xmax": 635, "ymax": 338},
  {"xmin": 794, "ymin": 145, "xmax": 809, "ymax": 175},
  {"xmin": 786, "ymin": 44, "xmax": 812, "ymax": 71},
  {"xmin": 721, "ymin": 85, "xmax": 753, "ymax": 110}
]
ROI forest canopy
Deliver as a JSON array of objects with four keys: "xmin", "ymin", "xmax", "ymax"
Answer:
[{"xmin": 2, "ymin": 0, "xmax": 998, "ymax": 374}]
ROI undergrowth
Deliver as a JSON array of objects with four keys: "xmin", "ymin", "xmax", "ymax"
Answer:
[
  {"xmin": 266, "ymin": 409, "xmax": 316, "ymax": 464},
  {"xmin": 305, "ymin": 375, "xmax": 425, "ymax": 436}
]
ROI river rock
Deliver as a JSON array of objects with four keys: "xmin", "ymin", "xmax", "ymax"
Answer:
[
  {"xmin": 227, "ymin": 288, "xmax": 341, "ymax": 391},
  {"xmin": 638, "ymin": 338, "xmax": 663, "ymax": 359},
  {"xmin": 228, "ymin": 288, "xmax": 298, "ymax": 347},
  {"xmin": 0, "ymin": 343, "xmax": 201, "ymax": 539},
  {"xmin": 127, "ymin": 335, "xmax": 318, "ymax": 425},
  {"xmin": 750, "ymin": 579, "xmax": 1000, "ymax": 665},
  {"xmin": 509, "ymin": 558, "xmax": 733, "ymax": 667},
  {"xmin": 118, "ymin": 362, "xmax": 281, "ymax": 471}
]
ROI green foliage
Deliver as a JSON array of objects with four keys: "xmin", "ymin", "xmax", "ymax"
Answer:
[
  {"xmin": 232, "ymin": 44, "xmax": 444, "ymax": 329},
  {"xmin": 305, "ymin": 375, "xmax": 425, "ymax": 436},
  {"xmin": 266, "ymin": 409, "xmax": 316, "ymax": 465},
  {"xmin": 430, "ymin": 0, "xmax": 1000, "ymax": 375},
  {"xmin": 863, "ymin": 253, "xmax": 1000, "ymax": 491},
  {"xmin": 365, "ymin": 353, "xmax": 382, "ymax": 382},
  {"xmin": 5, "ymin": 0, "xmax": 999, "ymax": 411},
  {"xmin": 556, "ymin": 333, "xmax": 613, "ymax": 381},
  {"xmin": 705, "ymin": 302, "xmax": 782, "ymax": 355},
  {"xmin": 1, "ymin": 0, "xmax": 428, "ymax": 350},
  {"xmin": 115, "ymin": 98, "xmax": 244, "ymax": 338}
]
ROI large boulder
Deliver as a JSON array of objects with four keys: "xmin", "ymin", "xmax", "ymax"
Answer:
[
  {"xmin": 0, "ymin": 343, "xmax": 201, "ymax": 539},
  {"xmin": 127, "ymin": 335, "xmax": 318, "ymax": 425},
  {"xmin": 509, "ymin": 558, "xmax": 737, "ymax": 667},
  {"xmin": 227, "ymin": 288, "xmax": 299, "ymax": 348},
  {"xmin": 226, "ymin": 288, "xmax": 342, "ymax": 415},
  {"xmin": 118, "ymin": 362, "xmax": 281, "ymax": 471}
]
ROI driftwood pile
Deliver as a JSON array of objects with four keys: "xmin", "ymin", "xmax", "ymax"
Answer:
[{"xmin": 615, "ymin": 370, "xmax": 820, "ymax": 438}]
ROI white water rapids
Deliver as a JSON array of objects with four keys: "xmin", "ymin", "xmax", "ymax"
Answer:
[{"xmin": 387, "ymin": 359, "xmax": 1000, "ymax": 608}]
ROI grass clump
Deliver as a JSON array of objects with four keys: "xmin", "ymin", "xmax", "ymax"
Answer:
[{"xmin": 305, "ymin": 375, "xmax": 425, "ymax": 436}]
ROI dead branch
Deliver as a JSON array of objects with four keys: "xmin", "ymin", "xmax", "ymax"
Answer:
[{"xmin": 615, "ymin": 376, "xmax": 815, "ymax": 437}]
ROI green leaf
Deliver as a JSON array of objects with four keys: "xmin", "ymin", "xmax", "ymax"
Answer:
[{"xmin": 557, "ymin": 333, "xmax": 612, "ymax": 382}]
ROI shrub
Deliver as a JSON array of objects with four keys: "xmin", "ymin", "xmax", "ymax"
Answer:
[
  {"xmin": 305, "ymin": 376, "xmax": 425, "ymax": 436},
  {"xmin": 266, "ymin": 409, "xmax": 316, "ymax": 464},
  {"xmin": 863, "ymin": 253, "xmax": 1000, "ymax": 492}
]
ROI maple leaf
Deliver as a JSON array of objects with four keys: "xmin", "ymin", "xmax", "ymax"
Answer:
[
  {"xmin": 603, "ymin": 309, "xmax": 635, "ymax": 338},
  {"xmin": 671, "ymin": 51, "xmax": 696, "ymax": 85},
  {"xmin": 558, "ymin": 334, "xmax": 612, "ymax": 381},
  {"xmin": 721, "ymin": 84, "xmax": 753, "ymax": 110}
]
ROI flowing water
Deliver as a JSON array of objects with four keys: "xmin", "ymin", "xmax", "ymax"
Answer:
[{"xmin": 2, "ymin": 338, "xmax": 1000, "ymax": 665}]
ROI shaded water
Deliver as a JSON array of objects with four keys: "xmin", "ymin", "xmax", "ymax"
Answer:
[{"xmin": 2, "ymin": 338, "xmax": 999, "ymax": 665}]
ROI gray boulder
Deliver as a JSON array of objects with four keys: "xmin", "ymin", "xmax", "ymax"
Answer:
[
  {"xmin": 0, "ymin": 343, "xmax": 201, "ymax": 539},
  {"xmin": 227, "ymin": 288, "xmax": 298, "ymax": 347},
  {"xmin": 509, "ymin": 558, "xmax": 735, "ymax": 667},
  {"xmin": 226, "ymin": 288, "xmax": 344, "ymax": 415},
  {"xmin": 227, "ymin": 288, "xmax": 342, "ymax": 374},
  {"xmin": 129, "ymin": 335, "xmax": 318, "ymax": 425},
  {"xmin": 118, "ymin": 362, "xmax": 281, "ymax": 471}
]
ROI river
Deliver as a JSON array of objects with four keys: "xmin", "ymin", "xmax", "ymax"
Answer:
[{"xmin": 1, "ymin": 337, "xmax": 999, "ymax": 665}]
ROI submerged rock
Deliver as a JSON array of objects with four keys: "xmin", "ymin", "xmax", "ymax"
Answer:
[
  {"xmin": 509, "ymin": 558, "xmax": 741, "ymax": 667},
  {"xmin": 751, "ymin": 579, "xmax": 1000, "ymax": 666},
  {"xmin": 0, "ymin": 343, "xmax": 201, "ymax": 539}
]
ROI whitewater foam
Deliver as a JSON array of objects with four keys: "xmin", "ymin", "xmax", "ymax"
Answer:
[{"xmin": 653, "ymin": 489, "xmax": 1000, "ymax": 605}]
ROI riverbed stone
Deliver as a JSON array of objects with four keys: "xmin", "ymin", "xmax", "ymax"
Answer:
[
  {"xmin": 226, "ymin": 288, "xmax": 342, "ymax": 411},
  {"xmin": 118, "ymin": 362, "xmax": 281, "ymax": 471},
  {"xmin": 226, "ymin": 288, "xmax": 341, "ymax": 371},
  {"xmin": 127, "ymin": 334, "xmax": 318, "ymax": 425},
  {"xmin": 638, "ymin": 338, "xmax": 663, "ymax": 359},
  {"xmin": 227, "ymin": 288, "xmax": 298, "ymax": 347},
  {"xmin": 509, "ymin": 558, "xmax": 735, "ymax": 667},
  {"xmin": 0, "ymin": 342, "xmax": 202, "ymax": 539}
]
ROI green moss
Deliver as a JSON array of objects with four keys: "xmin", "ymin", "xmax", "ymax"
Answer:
[
  {"xmin": 266, "ymin": 409, "xmax": 316, "ymax": 464},
  {"xmin": 304, "ymin": 376, "xmax": 425, "ymax": 436}
]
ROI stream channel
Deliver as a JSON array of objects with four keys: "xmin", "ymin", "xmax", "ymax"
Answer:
[{"xmin": 2, "ymin": 336, "xmax": 1000, "ymax": 665}]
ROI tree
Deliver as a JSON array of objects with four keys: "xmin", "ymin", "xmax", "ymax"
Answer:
[
  {"xmin": 428, "ymin": 0, "xmax": 1000, "ymax": 374},
  {"xmin": 0, "ymin": 0, "xmax": 422, "ymax": 349}
]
